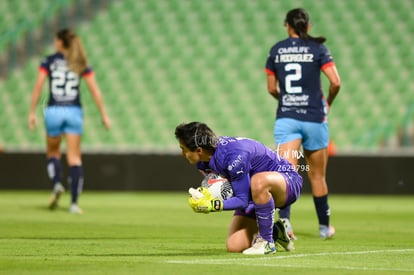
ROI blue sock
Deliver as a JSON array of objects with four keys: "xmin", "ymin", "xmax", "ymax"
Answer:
[
  {"xmin": 279, "ymin": 205, "xmax": 291, "ymax": 220},
  {"xmin": 47, "ymin": 158, "xmax": 62, "ymax": 186},
  {"xmin": 313, "ymin": 195, "xmax": 330, "ymax": 226},
  {"xmin": 69, "ymin": 166, "xmax": 83, "ymax": 204},
  {"xmin": 255, "ymin": 197, "xmax": 275, "ymax": 243}
]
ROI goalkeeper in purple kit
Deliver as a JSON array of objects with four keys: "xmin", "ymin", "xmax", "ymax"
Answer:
[{"xmin": 175, "ymin": 122, "xmax": 303, "ymax": 255}]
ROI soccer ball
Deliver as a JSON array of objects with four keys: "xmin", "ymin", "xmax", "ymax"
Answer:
[{"xmin": 201, "ymin": 173, "xmax": 233, "ymax": 200}]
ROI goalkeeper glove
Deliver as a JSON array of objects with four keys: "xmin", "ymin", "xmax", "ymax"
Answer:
[
  {"xmin": 188, "ymin": 196, "xmax": 223, "ymax": 213},
  {"xmin": 188, "ymin": 187, "xmax": 223, "ymax": 213}
]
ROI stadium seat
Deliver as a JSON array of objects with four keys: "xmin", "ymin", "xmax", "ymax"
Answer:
[{"xmin": 1, "ymin": 0, "xmax": 414, "ymax": 151}]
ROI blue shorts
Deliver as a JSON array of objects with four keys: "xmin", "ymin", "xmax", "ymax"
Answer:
[
  {"xmin": 44, "ymin": 106, "xmax": 83, "ymax": 137},
  {"xmin": 234, "ymin": 170, "xmax": 303, "ymax": 219},
  {"xmin": 274, "ymin": 118, "xmax": 329, "ymax": 150}
]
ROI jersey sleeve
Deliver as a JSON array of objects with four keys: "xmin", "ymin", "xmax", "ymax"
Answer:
[
  {"xmin": 39, "ymin": 57, "xmax": 49, "ymax": 74},
  {"xmin": 265, "ymin": 52, "xmax": 276, "ymax": 76},
  {"xmin": 221, "ymin": 152, "xmax": 252, "ymax": 210},
  {"xmin": 319, "ymin": 44, "xmax": 335, "ymax": 70},
  {"xmin": 222, "ymin": 174, "xmax": 251, "ymax": 210},
  {"xmin": 82, "ymin": 66, "xmax": 94, "ymax": 78}
]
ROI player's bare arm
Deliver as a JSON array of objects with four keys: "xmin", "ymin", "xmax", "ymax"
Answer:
[
  {"xmin": 323, "ymin": 65, "xmax": 341, "ymax": 106},
  {"xmin": 28, "ymin": 70, "xmax": 47, "ymax": 130},
  {"xmin": 266, "ymin": 74, "xmax": 280, "ymax": 100},
  {"xmin": 84, "ymin": 74, "xmax": 111, "ymax": 130}
]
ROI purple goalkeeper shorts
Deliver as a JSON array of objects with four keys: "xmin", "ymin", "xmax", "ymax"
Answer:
[
  {"xmin": 279, "ymin": 170, "xmax": 303, "ymax": 208},
  {"xmin": 234, "ymin": 170, "xmax": 302, "ymax": 219}
]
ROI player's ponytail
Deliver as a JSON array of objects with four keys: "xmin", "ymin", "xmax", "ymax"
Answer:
[
  {"xmin": 285, "ymin": 8, "xmax": 326, "ymax": 44},
  {"xmin": 56, "ymin": 29, "xmax": 88, "ymax": 75}
]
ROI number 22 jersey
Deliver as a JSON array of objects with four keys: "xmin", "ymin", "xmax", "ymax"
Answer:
[{"xmin": 39, "ymin": 52, "xmax": 93, "ymax": 107}]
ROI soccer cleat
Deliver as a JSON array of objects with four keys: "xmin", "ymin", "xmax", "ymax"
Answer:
[
  {"xmin": 69, "ymin": 203, "xmax": 83, "ymax": 214},
  {"xmin": 320, "ymin": 225, "xmax": 335, "ymax": 239},
  {"xmin": 280, "ymin": 218, "xmax": 297, "ymax": 240},
  {"xmin": 48, "ymin": 183, "xmax": 65, "ymax": 210},
  {"xmin": 242, "ymin": 236, "xmax": 276, "ymax": 255},
  {"xmin": 274, "ymin": 219, "xmax": 295, "ymax": 251}
]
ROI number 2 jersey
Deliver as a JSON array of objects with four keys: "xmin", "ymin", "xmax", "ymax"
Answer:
[
  {"xmin": 39, "ymin": 52, "xmax": 93, "ymax": 107},
  {"xmin": 265, "ymin": 37, "xmax": 335, "ymax": 123}
]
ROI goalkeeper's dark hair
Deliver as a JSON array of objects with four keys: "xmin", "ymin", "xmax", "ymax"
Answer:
[
  {"xmin": 175, "ymin": 122, "xmax": 218, "ymax": 153},
  {"xmin": 285, "ymin": 8, "xmax": 326, "ymax": 44}
]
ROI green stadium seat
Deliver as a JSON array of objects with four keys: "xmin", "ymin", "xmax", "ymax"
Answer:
[{"xmin": 1, "ymin": 0, "xmax": 414, "ymax": 151}]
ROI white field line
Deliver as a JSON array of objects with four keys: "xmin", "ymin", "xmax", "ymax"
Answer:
[{"xmin": 166, "ymin": 248, "xmax": 414, "ymax": 272}]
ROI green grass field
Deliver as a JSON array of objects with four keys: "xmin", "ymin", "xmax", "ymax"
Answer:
[{"xmin": 0, "ymin": 191, "xmax": 413, "ymax": 275}]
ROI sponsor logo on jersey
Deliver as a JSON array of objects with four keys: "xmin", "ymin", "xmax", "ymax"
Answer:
[{"xmin": 227, "ymin": 154, "xmax": 243, "ymax": 171}]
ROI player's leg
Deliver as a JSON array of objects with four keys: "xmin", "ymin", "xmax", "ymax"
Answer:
[
  {"xmin": 227, "ymin": 210, "xmax": 295, "ymax": 254},
  {"xmin": 276, "ymin": 139, "xmax": 300, "ymax": 240},
  {"xmin": 226, "ymin": 214, "xmax": 257, "ymax": 253},
  {"xmin": 46, "ymin": 135, "xmax": 62, "ymax": 183},
  {"xmin": 274, "ymin": 169, "xmax": 302, "ymax": 251},
  {"xmin": 304, "ymin": 148, "xmax": 328, "ymax": 196},
  {"xmin": 44, "ymin": 107, "xmax": 65, "ymax": 209},
  {"xmin": 64, "ymin": 107, "xmax": 84, "ymax": 214},
  {"xmin": 46, "ymin": 135, "xmax": 65, "ymax": 209},
  {"xmin": 274, "ymin": 118, "xmax": 302, "ymax": 239},
  {"xmin": 302, "ymin": 121, "xmax": 334, "ymax": 238},
  {"xmin": 304, "ymin": 148, "xmax": 334, "ymax": 238},
  {"xmin": 65, "ymin": 133, "xmax": 83, "ymax": 214},
  {"xmin": 243, "ymin": 171, "xmax": 288, "ymax": 255}
]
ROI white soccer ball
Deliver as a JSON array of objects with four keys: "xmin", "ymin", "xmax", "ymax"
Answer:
[{"xmin": 201, "ymin": 173, "xmax": 233, "ymax": 200}]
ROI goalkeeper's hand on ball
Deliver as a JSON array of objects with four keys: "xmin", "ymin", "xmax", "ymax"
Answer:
[
  {"xmin": 190, "ymin": 196, "xmax": 223, "ymax": 213},
  {"xmin": 188, "ymin": 187, "xmax": 223, "ymax": 213}
]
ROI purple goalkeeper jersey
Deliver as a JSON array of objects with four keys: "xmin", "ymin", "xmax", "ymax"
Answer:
[{"xmin": 197, "ymin": 136, "xmax": 298, "ymax": 210}]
